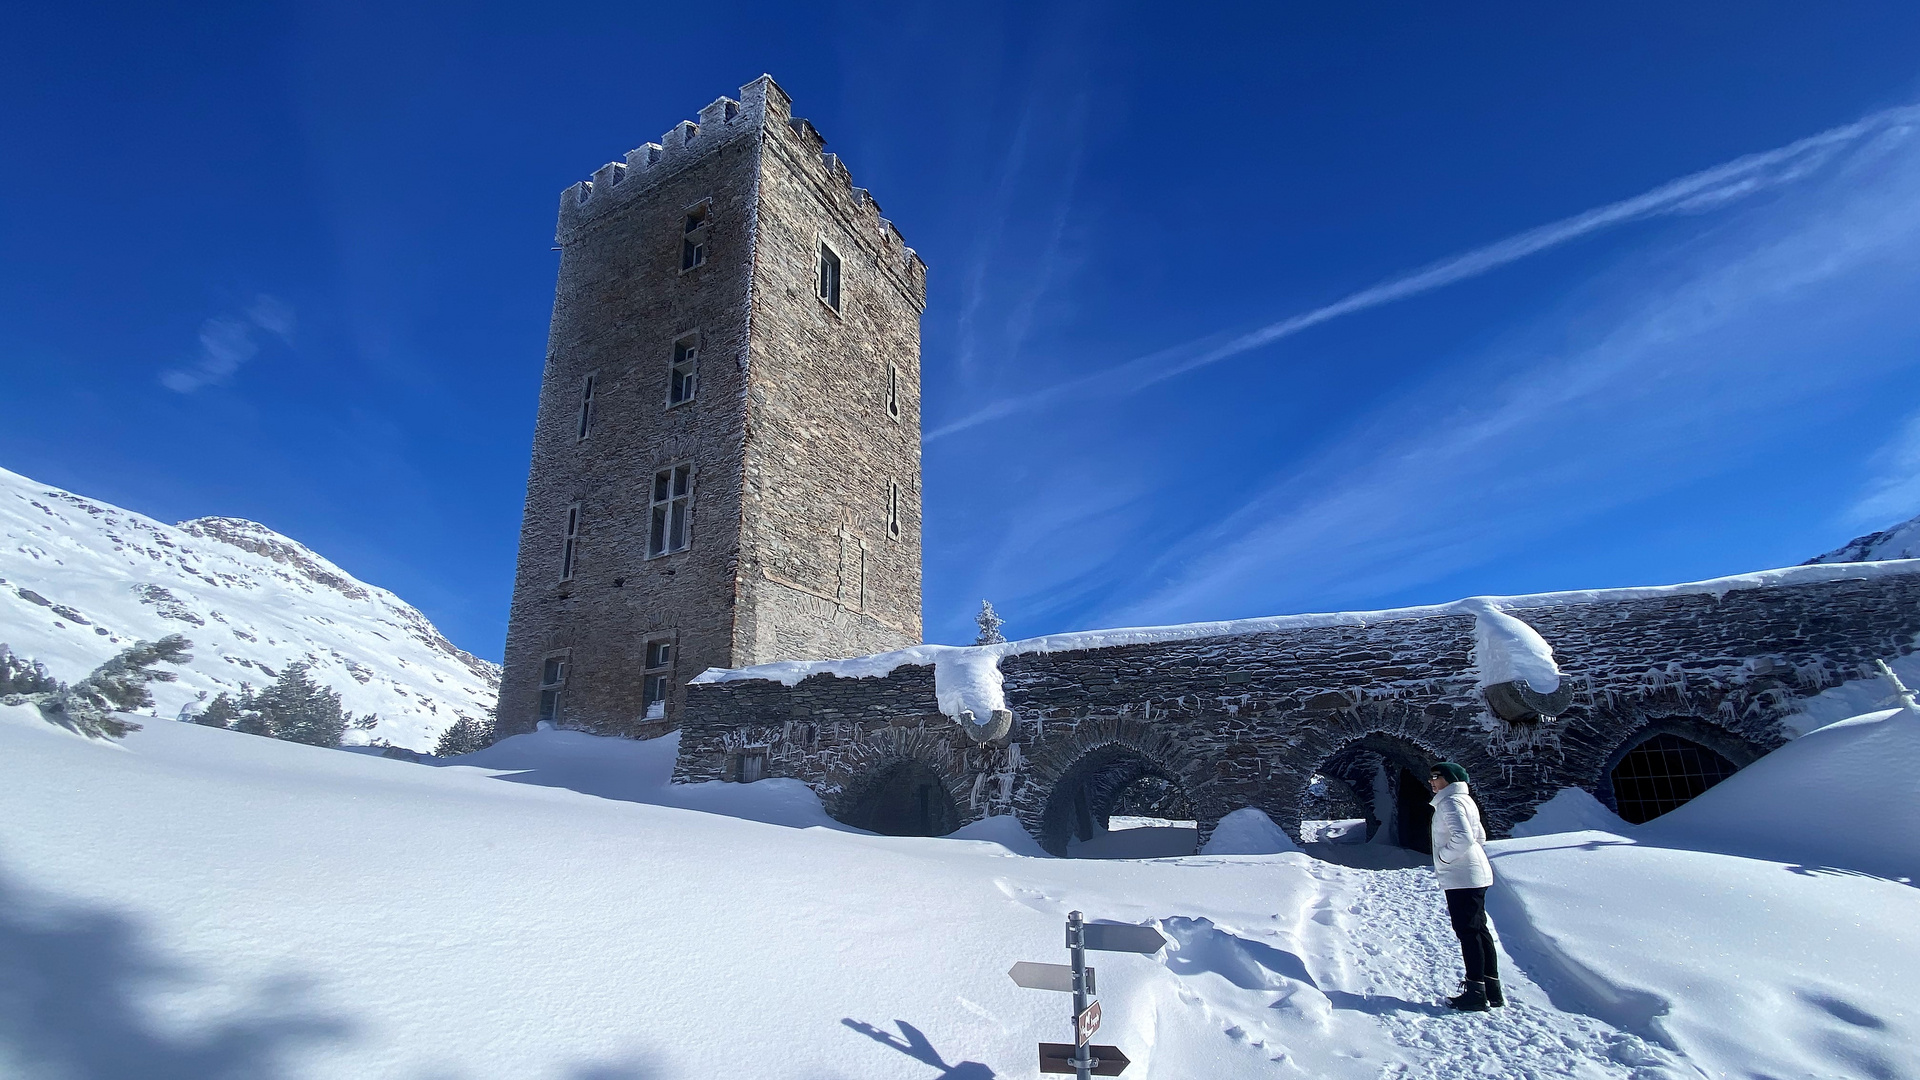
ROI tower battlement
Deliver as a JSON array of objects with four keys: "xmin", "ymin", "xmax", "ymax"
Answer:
[
  {"xmin": 500, "ymin": 75, "xmax": 927, "ymax": 741},
  {"xmin": 556, "ymin": 76, "xmax": 926, "ymax": 308}
]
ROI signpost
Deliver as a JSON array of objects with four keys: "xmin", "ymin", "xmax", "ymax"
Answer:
[
  {"xmin": 1009, "ymin": 910, "xmax": 1168, "ymax": 1079},
  {"xmin": 1038, "ymin": 1042, "xmax": 1131, "ymax": 1076},
  {"xmin": 1009, "ymin": 961, "xmax": 1094, "ymax": 994}
]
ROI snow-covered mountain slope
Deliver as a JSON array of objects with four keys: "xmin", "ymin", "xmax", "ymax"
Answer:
[
  {"xmin": 7, "ymin": 698, "xmax": 1917, "ymax": 1079},
  {"xmin": 0, "ymin": 465, "xmax": 495, "ymax": 751},
  {"xmin": 1807, "ymin": 512, "xmax": 1920, "ymax": 562}
]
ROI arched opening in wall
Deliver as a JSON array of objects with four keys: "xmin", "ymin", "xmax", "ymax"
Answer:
[
  {"xmin": 836, "ymin": 759, "xmax": 961, "ymax": 837},
  {"xmin": 1039, "ymin": 744, "xmax": 1197, "ymax": 858},
  {"xmin": 1607, "ymin": 733, "xmax": 1740, "ymax": 824},
  {"xmin": 1303, "ymin": 734, "xmax": 1443, "ymax": 863}
]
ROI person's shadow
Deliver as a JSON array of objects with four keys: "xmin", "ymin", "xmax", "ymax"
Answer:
[{"xmin": 841, "ymin": 1018, "xmax": 996, "ymax": 1078}]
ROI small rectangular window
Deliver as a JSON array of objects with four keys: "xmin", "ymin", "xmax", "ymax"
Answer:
[
  {"xmin": 538, "ymin": 653, "xmax": 568, "ymax": 724},
  {"xmin": 887, "ymin": 481, "xmax": 901, "ymax": 541},
  {"xmin": 576, "ymin": 374, "xmax": 597, "ymax": 441},
  {"xmin": 669, "ymin": 336, "xmax": 698, "ymax": 405},
  {"xmin": 681, "ymin": 205, "xmax": 709, "ymax": 270},
  {"xmin": 648, "ymin": 465, "xmax": 692, "ymax": 557},
  {"xmin": 818, "ymin": 242, "xmax": 841, "ymax": 311},
  {"xmin": 642, "ymin": 636, "xmax": 675, "ymax": 718},
  {"xmin": 885, "ymin": 363, "xmax": 900, "ymax": 420},
  {"xmin": 560, "ymin": 503, "xmax": 581, "ymax": 580},
  {"xmin": 734, "ymin": 749, "xmax": 767, "ymax": 783}
]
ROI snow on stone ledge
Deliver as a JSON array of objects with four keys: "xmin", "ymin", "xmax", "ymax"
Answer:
[
  {"xmin": 691, "ymin": 561, "xmax": 1920, "ymax": 722},
  {"xmin": 1465, "ymin": 598, "xmax": 1561, "ymax": 693}
]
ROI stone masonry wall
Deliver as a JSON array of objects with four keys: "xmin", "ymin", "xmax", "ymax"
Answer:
[
  {"xmin": 500, "ymin": 76, "xmax": 927, "ymax": 739},
  {"xmin": 732, "ymin": 93, "xmax": 925, "ymax": 665},
  {"xmin": 676, "ymin": 567, "xmax": 1920, "ymax": 852}
]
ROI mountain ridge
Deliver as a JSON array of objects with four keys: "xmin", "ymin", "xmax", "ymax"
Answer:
[{"xmin": 0, "ymin": 465, "xmax": 496, "ymax": 751}]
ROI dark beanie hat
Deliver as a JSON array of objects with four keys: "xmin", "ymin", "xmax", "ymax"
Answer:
[{"xmin": 1430, "ymin": 762, "xmax": 1470, "ymax": 785}]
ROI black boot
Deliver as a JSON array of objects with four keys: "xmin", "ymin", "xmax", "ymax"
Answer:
[
  {"xmin": 1448, "ymin": 980, "xmax": 1490, "ymax": 1011},
  {"xmin": 1483, "ymin": 977, "xmax": 1505, "ymax": 1008}
]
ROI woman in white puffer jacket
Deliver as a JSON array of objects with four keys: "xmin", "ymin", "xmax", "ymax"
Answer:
[{"xmin": 1428, "ymin": 761, "xmax": 1501, "ymax": 1011}]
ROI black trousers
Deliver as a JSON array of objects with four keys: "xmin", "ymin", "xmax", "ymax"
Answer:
[{"xmin": 1444, "ymin": 886, "xmax": 1499, "ymax": 984}]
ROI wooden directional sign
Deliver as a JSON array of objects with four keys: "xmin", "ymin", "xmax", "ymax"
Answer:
[
  {"xmin": 1009, "ymin": 961, "xmax": 1095, "ymax": 994},
  {"xmin": 1081, "ymin": 923, "xmax": 1168, "ymax": 955},
  {"xmin": 1076, "ymin": 1000, "xmax": 1102, "ymax": 1045},
  {"xmin": 1038, "ymin": 1043, "xmax": 1130, "ymax": 1075}
]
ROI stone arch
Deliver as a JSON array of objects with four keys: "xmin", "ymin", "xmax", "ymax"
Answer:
[
  {"xmin": 1301, "ymin": 731, "xmax": 1448, "ymax": 852},
  {"xmin": 1029, "ymin": 717, "xmax": 1210, "ymax": 856},
  {"xmin": 821, "ymin": 724, "xmax": 970, "ymax": 837},
  {"xmin": 1595, "ymin": 717, "xmax": 1766, "ymax": 824}
]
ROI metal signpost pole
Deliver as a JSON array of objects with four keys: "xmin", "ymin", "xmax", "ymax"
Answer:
[{"xmin": 1067, "ymin": 910, "xmax": 1093, "ymax": 1080}]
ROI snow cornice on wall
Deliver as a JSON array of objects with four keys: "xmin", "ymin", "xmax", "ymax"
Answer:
[{"xmin": 693, "ymin": 560, "xmax": 1920, "ymax": 722}]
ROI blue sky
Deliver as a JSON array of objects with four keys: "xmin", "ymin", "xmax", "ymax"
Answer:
[{"xmin": 5, "ymin": 3, "xmax": 1920, "ymax": 659}]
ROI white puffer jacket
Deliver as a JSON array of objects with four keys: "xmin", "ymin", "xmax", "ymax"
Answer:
[{"xmin": 1429, "ymin": 781, "xmax": 1494, "ymax": 889}]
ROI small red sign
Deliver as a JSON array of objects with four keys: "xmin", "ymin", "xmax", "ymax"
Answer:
[{"xmin": 1076, "ymin": 1000, "xmax": 1102, "ymax": 1046}]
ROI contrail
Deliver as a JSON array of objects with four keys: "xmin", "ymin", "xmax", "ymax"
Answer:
[{"xmin": 927, "ymin": 102, "xmax": 1920, "ymax": 441}]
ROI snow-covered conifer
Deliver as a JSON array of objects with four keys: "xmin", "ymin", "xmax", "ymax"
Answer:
[
  {"xmin": 974, "ymin": 600, "xmax": 1007, "ymax": 646},
  {"xmin": 19, "ymin": 635, "xmax": 194, "ymax": 739},
  {"xmin": 254, "ymin": 662, "xmax": 348, "ymax": 747},
  {"xmin": 433, "ymin": 716, "xmax": 495, "ymax": 757},
  {"xmin": 0, "ymin": 644, "xmax": 59, "ymax": 696},
  {"xmin": 195, "ymin": 691, "xmax": 242, "ymax": 728}
]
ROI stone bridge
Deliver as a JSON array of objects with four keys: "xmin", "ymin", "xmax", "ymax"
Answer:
[{"xmin": 673, "ymin": 564, "xmax": 1920, "ymax": 854}]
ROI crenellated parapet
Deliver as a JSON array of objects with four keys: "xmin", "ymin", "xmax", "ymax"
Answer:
[{"xmin": 553, "ymin": 75, "xmax": 926, "ymax": 306}]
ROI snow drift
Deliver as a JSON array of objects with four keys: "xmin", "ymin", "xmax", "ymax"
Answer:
[{"xmin": 1643, "ymin": 705, "xmax": 1920, "ymax": 883}]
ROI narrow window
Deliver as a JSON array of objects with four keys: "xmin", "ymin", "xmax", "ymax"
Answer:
[
  {"xmin": 885, "ymin": 363, "xmax": 900, "ymax": 420},
  {"xmin": 642, "ymin": 637, "xmax": 675, "ymax": 718},
  {"xmin": 681, "ymin": 205, "xmax": 709, "ymax": 271},
  {"xmin": 668, "ymin": 336, "xmax": 698, "ymax": 405},
  {"xmin": 538, "ymin": 653, "xmax": 568, "ymax": 724},
  {"xmin": 560, "ymin": 503, "xmax": 581, "ymax": 580},
  {"xmin": 886, "ymin": 481, "xmax": 901, "ymax": 541},
  {"xmin": 817, "ymin": 242, "xmax": 841, "ymax": 311},
  {"xmin": 576, "ymin": 374, "xmax": 597, "ymax": 441},
  {"xmin": 648, "ymin": 465, "xmax": 692, "ymax": 557}
]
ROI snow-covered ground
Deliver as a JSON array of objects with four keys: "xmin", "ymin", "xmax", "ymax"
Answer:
[
  {"xmin": 5, "ymin": 695, "xmax": 1915, "ymax": 1079},
  {"xmin": 0, "ymin": 465, "xmax": 496, "ymax": 751}
]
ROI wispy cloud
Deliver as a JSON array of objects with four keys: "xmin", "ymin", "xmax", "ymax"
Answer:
[
  {"xmin": 1845, "ymin": 412, "xmax": 1920, "ymax": 528},
  {"xmin": 1095, "ymin": 105, "xmax": 1920, "ymax": 626},
  {"xmin": 160, "ymin": 296, "xmax": 296, "ymax": 393},
  {"xmin": 928, "ymin": 102, "xmax": 1920, "ymax": 442}
]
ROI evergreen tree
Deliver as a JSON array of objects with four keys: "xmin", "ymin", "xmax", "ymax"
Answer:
[
  {"xmin": 0, "ymin": 644, "xmax": 59, "ymax": 695},
  {"xmin": 254, "ymin": 662, "xmax": 347, "ymax": 747},
  {"xmin": 18, "ymin": 635, "xmax": 193, "ymax": 739},
  {"xmin": 433, "ymin": 716, "xmax": 495, "ymax": 757},
  {"xmin": 195, "ymin": 691, "xmax": 243, "ymax": 728},
  {"xmin": 974, "ymin": 599, "xmax": 1007, "ymax": 645}
]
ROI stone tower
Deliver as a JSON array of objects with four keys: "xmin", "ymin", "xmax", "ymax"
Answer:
[{"xmin": 497, "ymin": 76, "xmax": 926, "ymax": 740}]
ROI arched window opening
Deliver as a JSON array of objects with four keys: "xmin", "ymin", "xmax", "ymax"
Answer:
[{"xmin": 1609, "ymin": 733, "xmax": 1739, "ymax": 824}]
